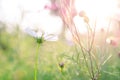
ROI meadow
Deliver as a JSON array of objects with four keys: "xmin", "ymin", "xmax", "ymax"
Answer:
[
  {"xmin": 0, "ymin": 25, "xmax": 120, "ymax": 80},
  {"xmin": 0, "ymin": 0, "xmax": 120, "ymax": 80}
]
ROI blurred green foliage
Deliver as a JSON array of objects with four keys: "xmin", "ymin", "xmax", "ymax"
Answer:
[{"xmin": 0, "ymin": 24, "xmax": 120, "ymax": 80}]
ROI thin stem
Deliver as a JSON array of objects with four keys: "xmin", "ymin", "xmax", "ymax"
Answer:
[
  {"xmin": 86, "ymin": 22, "xmax": 95, "ymax": 79},
  {"xmin": 59, "ymin": 0, "xmax": 93, "ymax": 79},
  {"xmin": 88, "ymin": 51, "xmax": 95, "ymax": 79},
  {"xmin": 34, "ymin": 43, "xmax": 40, "ymax": 80},
  {"xmin": 71, "ymin": 23, "xmax": 92, "ymax": 78}
]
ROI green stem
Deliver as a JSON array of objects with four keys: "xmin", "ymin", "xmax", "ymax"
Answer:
[{"xmin": 34, "ymin": 43, "xmax": 40, "ymax": 80}]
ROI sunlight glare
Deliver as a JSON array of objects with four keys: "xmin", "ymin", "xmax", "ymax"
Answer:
[
  {"xmin": 75, "ymin": 0, "xmax": 117, "ymax": 17},
  {"xmin": 0, "ymin": 0, "xmax": 63, "ymax": 35},
  {"xmin": 75, "ymin": 0, "xmax": 118, "ymax": 33}
]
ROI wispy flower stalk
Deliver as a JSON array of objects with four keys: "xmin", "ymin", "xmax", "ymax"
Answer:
[
  {"xmin": 59, "ymin": 0, "xmax": 93, "ymax": 78},
  {"xmin": 58, "ymin": 0, "xmax": 112, "ymax": 80},
  {"xmin": 45, "ymin": 0, "xmax": 113, "ymax": 79}
]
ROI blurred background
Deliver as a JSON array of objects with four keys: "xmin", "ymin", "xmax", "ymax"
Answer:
[{"xmin": 0, "ymin": 0, "xmax": 120, "ymax": 80}]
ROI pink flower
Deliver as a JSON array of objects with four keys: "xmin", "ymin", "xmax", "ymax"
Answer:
[
  {"xmin": 44, "ymin": 0, "xmax": 77, "ymax": 18},
  {"xmin": 44, "ymin": 3, "xmax": 58, "ymax": 11},
  {"xmin": 106, "ymin": 37, "xmax": 119, "ymax": 47}
]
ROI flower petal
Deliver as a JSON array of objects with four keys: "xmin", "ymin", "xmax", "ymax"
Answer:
[
  {"xmin": 25, "ymin": 27, "xmax": 37, "ymax": 37},
  {"xmin": 44, "ymin": 34, "xmax": 58, "ymax": 41}
]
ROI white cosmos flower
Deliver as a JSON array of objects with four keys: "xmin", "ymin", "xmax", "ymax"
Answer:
[{"xmin": 25, "ymin": 27, "xmax": 58, "ymax": 41}]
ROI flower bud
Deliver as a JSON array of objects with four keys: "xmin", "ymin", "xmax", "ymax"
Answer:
[
  {"xmin": 79, "ymin": 10, "xmax": 86, "ymax": 17},
  {"xmin": 79, "ymin": 11, "xmax": 89, "ymax": 23},
  {"xmin": 59, "ymin": 62, "xmax": 64, "ymax": 69},
  {"xmin": 36, "ymin": 37, "xmax": 44, "ymax": 44},
  {"xmin": 84, "ymin": 16, "xmax": 89, "ymax": 23}
]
